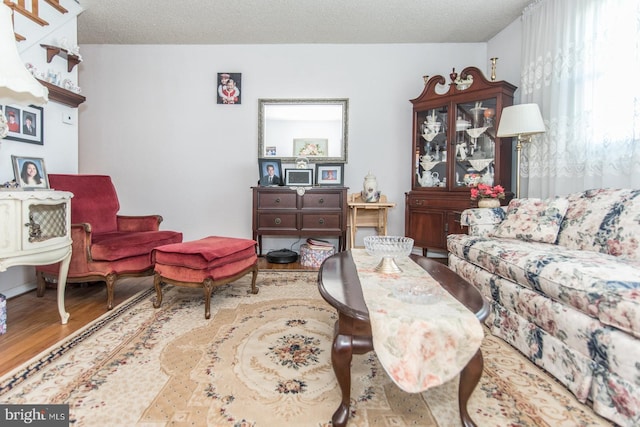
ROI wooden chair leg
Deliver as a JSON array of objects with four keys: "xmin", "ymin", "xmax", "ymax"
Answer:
[
  {"xmin": 248, "ymin": 263, "xmax": 259, "ymax": 295},
  {"xmin": 203, "ymin": 278, "xmax": 214, "ymax": 319},
  {"xmin": 36, "ymin": 271, "xmax": 48, "ymax": 297},
  {"xmin": 105, "ymin": 273, "xmax": 117, "ymax": 310}
]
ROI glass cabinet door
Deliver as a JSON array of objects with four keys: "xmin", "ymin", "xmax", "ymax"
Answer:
[
  {"xmin": 453, "ymin": 97, "xmax": 497, "ymax": 188},
  {"xmin": 415, "ymin": 106, "xmax": 448, "ymax": 188}
]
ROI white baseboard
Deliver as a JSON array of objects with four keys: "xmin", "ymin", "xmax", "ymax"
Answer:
[{"xmin": 1, "ymin": 282, "xmax": 37, "ymax": 299}]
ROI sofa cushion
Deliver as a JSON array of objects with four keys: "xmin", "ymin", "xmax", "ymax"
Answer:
[
  {"xmin": 91, "ymin": 231, "xmax": 183, "ymax": 261},
  {"xmin": 447, "ymin": 234, "xmax": 640, "ymax": 339},
  {"xmin": 492, "ymin": 197, "xmax": 569, "ymax": 243},
  {"xmin": 557, "ymin": 188, "xmax": 640, "ymax": 260}
]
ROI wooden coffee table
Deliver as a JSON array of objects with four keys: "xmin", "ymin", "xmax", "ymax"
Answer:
[{"xmin": 318, "ymin": 251, "xmax": 489, "ymax": 427}]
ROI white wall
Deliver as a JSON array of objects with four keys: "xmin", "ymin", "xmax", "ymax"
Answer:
[
  {"xmin": 488, "ymin": 17, "xmax": 523, "ymax": 192},
  {"xmin": 78, "ymin": 43, "xmax": 493, "ymax": 254},
  {"xmin": 487, "ymin": 18, "xmax": 523, "ymax": 102},
  {"xmin": 0, "ymin": 1, "xmax": 82, "ymax": 297}
]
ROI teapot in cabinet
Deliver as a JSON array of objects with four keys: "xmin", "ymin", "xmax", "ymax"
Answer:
[{"xmin": 417, "ymin": 171, "xmax": 440, "ymax": 187}]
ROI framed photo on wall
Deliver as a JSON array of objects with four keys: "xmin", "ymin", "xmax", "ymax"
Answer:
[
  {"xmin": 3, "ymin": 104, "xmax": 43, "ymax": 145},
  {"xmin": 217, "ymin": 72, "xmax": 242, "ymax": 104},
  {"xmin": 285, "ymin": 169, "xmax": 313, "ymax": 186},
  {"xmin": 316, "ymin": 163, "xmax": 344, "ymax": 186},
  {"xmin": 258, "ymin": 158, "xmax": 282, "ymax": 186},
  {"xmin": 11, "ymin": 155, "xmax": 49, "ymax": 189}
]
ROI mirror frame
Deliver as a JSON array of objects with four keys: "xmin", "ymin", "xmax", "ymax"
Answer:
[{"xmin": 258, "ymin": 98, "xmax": 349, "ymax": 164}]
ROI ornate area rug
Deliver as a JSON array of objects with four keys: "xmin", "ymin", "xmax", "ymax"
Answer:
[{"xmin": 0, "ymin": 272, "xmax": 611, "ymax": 426}]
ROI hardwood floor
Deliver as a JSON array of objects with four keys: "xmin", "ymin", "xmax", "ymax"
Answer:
[{"xmin": 0, "ymin": 257, "xmax": 315, "ymax": 377}]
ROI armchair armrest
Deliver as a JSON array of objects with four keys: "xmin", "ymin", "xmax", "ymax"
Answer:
[
  {"xmin": 70, "ymin": 223, "xmax": 94, "ymax": 264},
  {"xmin": 461, "ymin": 207, "xmax": 507, "ymax": 237},
  {"xmin": 117, "ymin": 215, "xmax": 163, "ymax": 232}
]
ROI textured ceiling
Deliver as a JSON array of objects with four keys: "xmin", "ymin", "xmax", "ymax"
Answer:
[{"xmin": 77, "ymin": 0, "xmax": 530, "ymax": 45}]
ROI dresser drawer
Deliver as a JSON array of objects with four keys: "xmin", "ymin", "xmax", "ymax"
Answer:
[
  {"xmin": 301, "ymin": 213, "xmax": 341, "ymax": 231},
  {"xmin": 301, "ymin": 192, "xmax": 342, "ymax": 210},
  {"xmin": 256, "ymin": 213, "xmax": 297, "ymax": 230},
  {"xmin": 257, "ymin": 192, "xmax": 297, "ymax": 210}
]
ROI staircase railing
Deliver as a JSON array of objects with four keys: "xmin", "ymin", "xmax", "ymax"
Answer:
[{"xmin": 4, "ymin": 0, "xmax": 68, "ymax": 41}]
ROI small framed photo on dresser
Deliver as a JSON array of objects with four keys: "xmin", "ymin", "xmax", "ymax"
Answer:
[
  {"xmin": 258, "ymin": 158, "xmax": 282, "ymax": 186},
  {"xmin": 316, "ymin": 163, "xmax": 344, "ymax": 186},
  {"xmin": 285, "ymin": 169, "xmax": 313, "ymax": 186}
]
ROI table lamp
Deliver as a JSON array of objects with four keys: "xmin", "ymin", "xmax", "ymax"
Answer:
[
  {"xmin": 497, "ymin": 103, "xmax": 545, "ymax": 197},
  {"xmin": 0, "ymin": 3, "xmax": 48, "ymax": 140}
]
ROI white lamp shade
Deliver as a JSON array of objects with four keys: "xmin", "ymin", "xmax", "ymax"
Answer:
[
  {"xmin": 497, "ymin": 103, "xmax": 545, "ymax": 137},
  {"xmin": 0, "ymin": 4, "xmax": 48, "ymax": 106}
]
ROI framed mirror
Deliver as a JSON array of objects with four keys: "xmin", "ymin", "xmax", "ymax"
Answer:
[{"xmin": 258, "ymin": 98, "xmax": 348, "ymax": 164}]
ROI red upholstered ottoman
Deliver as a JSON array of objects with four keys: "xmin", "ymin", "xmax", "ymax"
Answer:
[{"xmin": 152, "ymin": 236, "xmax": 258, "ymax": 318}]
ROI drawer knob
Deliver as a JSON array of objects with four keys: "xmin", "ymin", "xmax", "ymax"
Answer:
[
  {"xmin": 318, "ymin": 218, "xmax": 325, "ymax": 225},
  {"xmin": 274, "ymin": 218, "xmax": 282, "ymax": 225},
  {"xmin": 319, "ymin": 198, "xmax": 324, "ymax": 204},
  {"xmin": 275, "ymin": 198, "xmax": 281, "ymax": 203},
  {"xmin": 415, "ymin": 200, "xmax": 423, "ymax": 206}
]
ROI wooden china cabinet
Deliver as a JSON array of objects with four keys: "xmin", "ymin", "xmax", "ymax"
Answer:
[{"xmin": 405, "ymin": 66, "xmax": 516, "ymax": 254}]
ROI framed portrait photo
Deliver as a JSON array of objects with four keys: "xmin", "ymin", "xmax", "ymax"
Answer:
[
  {"xmin": 4, "ymin": 104, "xmax": 43, "ymax": 145},
  {"xmin": 217, "ymin": 72, "xmax": 242, "ymax": 105},
  {"xmin": 316, "ymin": 163, "xmax": 344, "ymax": 186},
  {"xmin": 12, "ymin": 155, "xmax": 49, "ymax": 189},
  {"xmin": 285, "ymin": 169, "xmax": 313, "ymax": 186},
  {"xmin": 258, "ymin": 158, "xmax": 282, "ymax": 186}
]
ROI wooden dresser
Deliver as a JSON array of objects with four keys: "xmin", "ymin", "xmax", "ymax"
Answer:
[{"xmin": 252, "ymin": 186, "xmax": 348, "ymax": 255}]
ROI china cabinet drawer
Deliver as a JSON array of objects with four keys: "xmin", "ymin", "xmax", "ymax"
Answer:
[{"xmin": 256, "ymin": 213, "xmax": 297, "ymax": 230}]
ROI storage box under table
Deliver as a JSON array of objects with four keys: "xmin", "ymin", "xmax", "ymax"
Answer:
[{"xmin": 300, "ymin": 243, "xmax": 335, "ymax": 268}]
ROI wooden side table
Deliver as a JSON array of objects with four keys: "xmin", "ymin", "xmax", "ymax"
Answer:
[{"xmin": 347, "ymin": 193, "xmax": 395, "ymax": 248}]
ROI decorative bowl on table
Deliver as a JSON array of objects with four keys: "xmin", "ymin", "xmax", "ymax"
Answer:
[{"xmin": 364, "ymin": 236, "xmax": 414, "ymax": 273}]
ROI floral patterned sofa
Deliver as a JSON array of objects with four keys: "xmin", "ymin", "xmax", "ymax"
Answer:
[{"xmin": 447, "ymin": 188, "xmax": 640, "ymax": 427}]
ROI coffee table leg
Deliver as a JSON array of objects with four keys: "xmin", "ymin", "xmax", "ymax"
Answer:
[
  {"xmin": 458, "ymin": 349, "xmax": 483, "ymax": 427},
  {"xmin": 331, "ymin": 332, "xmax": 353, "ymax": 427}
]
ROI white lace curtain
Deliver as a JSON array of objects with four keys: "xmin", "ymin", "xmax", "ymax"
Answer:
[{"xmin": 519, "ymin": 0, "xmax": 640, "ymax": 198}]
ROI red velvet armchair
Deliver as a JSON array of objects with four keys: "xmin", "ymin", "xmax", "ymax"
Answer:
[{"xmin": 36, "ymin": 174, "xmax": 183, "ymax": 309}]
